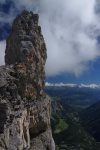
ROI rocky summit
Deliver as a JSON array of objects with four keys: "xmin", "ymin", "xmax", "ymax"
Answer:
[{"xmin": 0, "ymin": 11, "xmax": 55, "ymax": 150}]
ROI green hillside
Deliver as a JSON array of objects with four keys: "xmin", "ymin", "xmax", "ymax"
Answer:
[
  {"xmin": 51, "ymin": 100, "xmax": 100, "ymax": 150},
  {"xmin": 80, "ymin": 101, "xmax": 100, "ymax": 142}
]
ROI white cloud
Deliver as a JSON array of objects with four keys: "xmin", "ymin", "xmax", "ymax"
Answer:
[
  {"xmin": 0, "ymin": 40, "xmax": 6, "ymax": 66},
  {"xmin": 0, "ymin": 0, "xmax": 100, "ymax": 76},
  {"xmin": 38, "ymin": 0, "xmax": 100, "ymax": 76}
]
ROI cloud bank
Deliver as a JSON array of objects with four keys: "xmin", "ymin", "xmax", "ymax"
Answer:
[{"xmin": 0, "ymin": 0, "xmax": 100, "ymax": 76}]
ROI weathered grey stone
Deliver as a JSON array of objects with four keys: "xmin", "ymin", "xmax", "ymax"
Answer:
[{"xmin": 0, "ymin": 10, "xmax": 55, "ymax": 150}]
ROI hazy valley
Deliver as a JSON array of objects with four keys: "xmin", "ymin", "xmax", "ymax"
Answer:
[{"xmin": 45, "ymin": 85, "xmax": 100, "ymax": 150}]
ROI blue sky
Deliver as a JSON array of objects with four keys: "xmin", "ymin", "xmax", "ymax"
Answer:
[{"xmin": 1, "ymin": 0, "xmax": 100, "ymax": 84}]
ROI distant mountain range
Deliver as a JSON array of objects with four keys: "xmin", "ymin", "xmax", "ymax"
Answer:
[
  {"xmin": 45, "ymin": 85, "xmax": 100, "ymax": 108},
  {"xmin": 45, "ymin": 82, "xmax": 100, "ymax": 89}
]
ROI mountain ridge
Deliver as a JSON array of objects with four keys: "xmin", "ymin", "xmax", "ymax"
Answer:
[
  {"xmin": 80, "ymin": 101, "xmax": 100, "ymax": 142},
  {"xmin": 46, "ymin": 82, "xmax": 100, "ymax": 89}
]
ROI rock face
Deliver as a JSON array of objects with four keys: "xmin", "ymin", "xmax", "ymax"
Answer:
[{"xmin": 0, "ymin": 11, "xmax": 55, "ymax": 150}]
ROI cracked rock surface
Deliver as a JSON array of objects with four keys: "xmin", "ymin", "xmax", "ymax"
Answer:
[{"xmin": 0, "ymin": 11, "xmax": 55, "ymax": 150}]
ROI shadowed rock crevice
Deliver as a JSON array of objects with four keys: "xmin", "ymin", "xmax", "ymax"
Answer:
[{"xmin": 0, "ymin": 10, "xmax": 55, "ymax": 150}]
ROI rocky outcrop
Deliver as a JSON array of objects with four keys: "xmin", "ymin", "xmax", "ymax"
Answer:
[{"xmin": 0, "ymin": 11, "xmax": 55, "ymax": 150}]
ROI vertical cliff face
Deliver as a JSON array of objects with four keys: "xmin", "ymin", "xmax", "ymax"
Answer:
[
  {"xmin": 0, "ymin": 11, "xmax": 55, "ymax": 150},
  {"xmin": 5, "ymin": 10, "xmax": 46, "ymax": 100}
]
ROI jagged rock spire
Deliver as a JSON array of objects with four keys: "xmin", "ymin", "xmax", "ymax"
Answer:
[
  {"xmin": 5, "ymin": 10, "xmax": 47, "ymax": 65},
  {"xmin": 5, "ymin": 11, "xmax": 47, "ymax": 99},
  {"xmin": 0, "ymin": 11, "xmax": 55, "ymax": 149}
]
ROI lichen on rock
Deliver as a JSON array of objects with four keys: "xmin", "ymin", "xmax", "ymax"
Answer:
[{"xmin": 0, "ymin": 10, "xmax": 55, "ymax": 150}]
